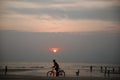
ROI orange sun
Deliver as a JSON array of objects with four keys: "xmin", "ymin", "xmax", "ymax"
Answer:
[
  {"xmin": 53, "ymin": 49, "xmax": 57, "ymax": 53},
  {"xmin": 49, "ymin": 48, "xmax": 59, "ymax": 53}
]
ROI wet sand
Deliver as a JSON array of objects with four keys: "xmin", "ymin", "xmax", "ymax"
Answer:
[
  {"xmin": 0, "ymin": 75, "xmax": 120, "ymax": 80},
  {"xmin": 0, "ymin": 68, "xmax": 120, "ymax": 80}
]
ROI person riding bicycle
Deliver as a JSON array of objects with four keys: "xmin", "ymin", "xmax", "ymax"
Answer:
[{"xmin": 52, "ymin": 59, "xmax": 59, "ymax": 77}]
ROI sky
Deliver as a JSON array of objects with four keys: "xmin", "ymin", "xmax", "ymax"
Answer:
[{"xmin": 0, "ymin": 0, "xmax": 120, "ymax": 63}]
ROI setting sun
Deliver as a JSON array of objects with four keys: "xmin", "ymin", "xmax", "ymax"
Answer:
[
  {"xmin": 49, "ymin": 48, "xmax": 59, "ymax": 53},
  {"xmin": 53, "ymin": 49, "xmax": 57, "ymax": 53}
]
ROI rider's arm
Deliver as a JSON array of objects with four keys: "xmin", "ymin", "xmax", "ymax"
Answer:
[{"xmin": 52, "ymin": 63, "xmax": 56, "ymax": 68}]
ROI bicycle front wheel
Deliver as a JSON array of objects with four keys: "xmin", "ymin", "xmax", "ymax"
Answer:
[{"xmin": 47, "ymin": 71, "xmax": 53, "ymax": 77}]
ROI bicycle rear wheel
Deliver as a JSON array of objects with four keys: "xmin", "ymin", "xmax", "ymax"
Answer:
[{"xmin": 59, "ymin": 71, "xmax": 65, "ymax": 77}]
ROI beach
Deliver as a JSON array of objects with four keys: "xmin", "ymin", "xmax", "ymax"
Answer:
[
  {"xmin": 0, "ymin": 75, "xmax": 120, "ymax": 80},
  {"xmin": 0, "ymin": 68, "xmax": 120, "ymax": 80},
  {"xmin": 0, "ymin": 62, "xmax": 120, "ymax": 80}
]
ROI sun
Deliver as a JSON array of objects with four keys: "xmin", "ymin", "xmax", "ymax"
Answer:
[
  {"xmin": 49, "ymin": 48, "xmax": 59, "ymax": 53},
  {"xmin": 53, "ymin": 49, "xmax": 57, "ymax": 53}
]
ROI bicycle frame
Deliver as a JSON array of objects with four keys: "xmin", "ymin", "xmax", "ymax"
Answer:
[{"xmin": 47, "ymin": 68, "xmax": 65, "ymax": 77}]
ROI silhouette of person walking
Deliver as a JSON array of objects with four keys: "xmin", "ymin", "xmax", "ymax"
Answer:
[
  {"xmin": 104, "ymin": 67, "xmax": 107, "ymax": 77},
  {"xmin": 100, "ymin": 66, "xmax": 103, "ymax": 72},
  {"xmin": 5, "ymin": 65, "xmax": 7, "ymax": 76},
  {"xmin": 76, "ymin": 69, "xmax": 80, "ymax": 76},
  {"xmin": 107, "ymin": 70, "xmax": 110, "ymax": 77},
  {"xmin": 90, "ymin": 65, "xmax": 92, "ymax": 72},
  {"xmin": 119, "ymin": 67, "xmax": 120, "ymax": 73},
  {"xmin": 53, "ymin": 59, "xmax": 59, "ymax": 77},
  {"xmin": 112, "ymin": 67, "xmax": 115, "ymax": 73}
]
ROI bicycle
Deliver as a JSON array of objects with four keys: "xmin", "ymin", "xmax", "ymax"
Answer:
[{"xmin": 47, "ymin": 67, "xmax": 65, "ymax": 77}]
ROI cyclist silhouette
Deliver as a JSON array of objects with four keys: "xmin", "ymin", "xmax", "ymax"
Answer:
[{"xmin": 53, "ymin": 59, "xmax": 59, "ymax": 77}]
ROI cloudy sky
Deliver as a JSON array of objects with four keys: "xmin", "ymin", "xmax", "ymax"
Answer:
[
  {"xmin": 0, "ymin": 0, "xmax": 120, "ymax": 63},
  {"xmin": 0, "ymin": 0, "xmax": 120, "ymax": 32}
]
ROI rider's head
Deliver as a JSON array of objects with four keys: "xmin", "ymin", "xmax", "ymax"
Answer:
[{"xmin": 53, "ymin": 59, "xmax": 56, "ymax": 62}]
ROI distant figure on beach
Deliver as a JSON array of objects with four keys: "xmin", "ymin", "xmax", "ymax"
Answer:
[
  {"xmin": 107, "ymin": 70, "xmax": 110, "ymax": 77},
  {"xmin": 52, "ymin": 59, "xmax": 59, "ymax": 77},
  {"xmin": 104, "ymin": 67, "xmax": 107, "ymax": 77},
  {"xmin": 100, "ymin": 66, "xmax": 103, "ymax": 72},
  {"xmin": 76, "ymin": 69, "xmax": 80, "ymax": 76},
  {"xmin": 5, "ymin": 65, "xmax": 7, "ymax": 76},
  {"xmin": 112, "ymin": 67, "xmax": 115, "ymax": 73},
  {"xmin": 119, "ymin": 67, "xmax": 120, "ymax": 73},
  {"xmin": 90, "ymin": 65, "xmax": 92, "ymax": 72}
]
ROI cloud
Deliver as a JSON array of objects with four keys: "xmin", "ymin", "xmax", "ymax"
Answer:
[
  {"xmin": 5, "ymin": 6, "xmax": 120, "ymax": 22},
  {"xmin": 0, "ymin": 14, "xmax": 119, "ymax": 32},
  {"xmin": 0, "ymin": 0, "xmax": 120, "ymax": 32},
  {"xmin": 2, "ymin": 0, "xmax": 119, "ymax": 22},
  {"xmin": 9, "ymin": 0, "xmax": 120, "ymax": 8}
]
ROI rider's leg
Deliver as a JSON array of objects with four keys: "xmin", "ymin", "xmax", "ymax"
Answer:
[
  {"xmin": 56, "ymin": 69, "xmax": 59, "ymax": 77},
  {"xmin": 53, "ymin": 70, "xmax": 56, "ymax": 77}
]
